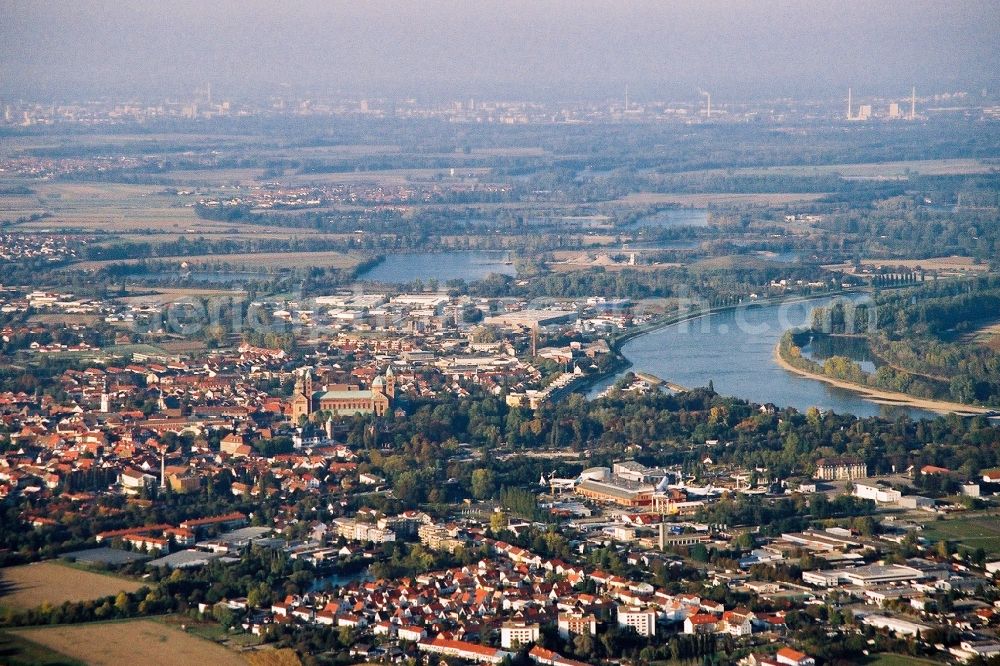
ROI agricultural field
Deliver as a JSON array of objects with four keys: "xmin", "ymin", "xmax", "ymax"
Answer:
[
  {"xmin": 969, "ymin": 320, "xmax": 1000, "ymax": 351},
  {"xmin": 0, "ymin": 562, "xmax": 144, "ymax": 610},
  {"xmin": 0, "ymin": 629, "xmax": 83, "ymax": 666},
  {"xmin": 280, "ymin": 166, "xmax": 491, "ymax": 186},
  {"xmin": 824, "ymin": 255, "xmax": 989, "ymax": 275},
  {"xmin": 10, "ymin": 619, "xmax": 248, "ymax": 666},
  {"xmin": 687, "ymin": 157, "xmax": 997, "ymax": 179},
  {"xmin": 922, "ymin": 515, "xmax": 1000, "ymax": 554},
  {"xmin": 118, "ymin": 287, "xmax": 248, "ymax": 305},
  {"xmin": 613, "ymin": 192, "xmax": 827, "ymax": 206},
  {"xmin": 27, "ymin": 313, "xmax": 101, "ymax": 326},
  {"xmin": 1, "ymin": 182, "xmax": 204, "ymax": 232}
]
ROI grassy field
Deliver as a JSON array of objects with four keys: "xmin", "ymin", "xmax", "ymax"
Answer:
[
  {"xmin": 688, "ymin": 158, "xmax": 996, "ymax": 178},
  {"xmin": 119, "ymin": 287, "xmax": 248, "ymax": 305},
  {"xmin": 922, "ymin": 515, "xmax": 1000, "ymax": 554},
  {"xmin": 859, "ymin": 255, "xmax": 988, "ymax": 272},
  {"xmin": 10, "ymin": 619, "xmax": 248, "ymax": 666},
  {"xmin": 613, "ymin": 192, "xmax": 826, "ymax": 206},
  {"xmin": 27, "ymin": 313, "xmax": 101, "ymax": 326},
  {"xmin": 864, "ymin": 653, "xmax": 946, "ymax": 666},
  {"xmin": 824, "ymin": 255, "xmax": 989, "ymax": 275},
  {"xmin": 0, "ymin": 562, "xmax": 144, "ymax": 610},
  {"xmin": 970, "ymin": 321, "xmax": 1000, "ymax": 351},
  {"xmin": 0, "ymin": 182, "xmax": 207, "ymax": 232},
  {"xmin": 0, "ymin": 630, "xmax": 84, "ymax": 666}
]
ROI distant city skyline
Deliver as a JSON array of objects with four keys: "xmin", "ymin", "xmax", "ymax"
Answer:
[{"xmin": 2, "ymin": 1, "xmax": 998, "ymax": 101}]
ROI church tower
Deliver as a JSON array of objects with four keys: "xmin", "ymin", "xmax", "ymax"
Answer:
[
  {"xmin": 303, "ymin": 369, "xmax": 313, "ymax": 401},
  {"xmin": 290, "ymin": 368, "xmax": 313, "ymax": 422},
  {"xmin": 384, "ymin": 366, "xmax": 395, "ymax": 400}
]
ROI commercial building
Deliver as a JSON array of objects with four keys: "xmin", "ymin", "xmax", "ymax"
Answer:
[
  {"xmin": 802, "ymin": 564, "xmax": 924, "ymax": 588},
  {"xmin": 860, "ymin": 614, "xmax": 929, "ymax": 637},
  {"xmin": 576, "ymin": 474, "xmax": 654, "ymax": 507},
  {"xmin": 853, "ymin": 483, "xmax": 901, "ymax": 504}
]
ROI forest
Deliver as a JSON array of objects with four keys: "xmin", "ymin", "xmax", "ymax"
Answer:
[{"xmin": 794, "ymin": 277, "xmax": 1000, "ymax": 405}]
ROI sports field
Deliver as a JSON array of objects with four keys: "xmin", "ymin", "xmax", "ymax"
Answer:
[{"xmin": 922, "ymin": 515, "xmax": 1000, "ymax": 554}]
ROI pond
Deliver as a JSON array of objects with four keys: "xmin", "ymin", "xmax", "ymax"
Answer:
[{"xmin": 359, "ymin": 251, "xmax": 515, "ymax": 284}]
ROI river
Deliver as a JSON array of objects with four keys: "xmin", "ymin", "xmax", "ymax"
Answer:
[{"xmin": 587, "ymin": 296, "xmax": 938, "ymax": 420}]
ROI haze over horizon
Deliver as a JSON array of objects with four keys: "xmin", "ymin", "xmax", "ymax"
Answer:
[{"xmin": 2, "ymin": 0, "xmax": 998, "ymax": 102}]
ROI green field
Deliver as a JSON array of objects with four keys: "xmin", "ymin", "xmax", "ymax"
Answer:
[
  {"xmin": 923, "ymin": 515, "xmax": 1000, "ymax": 554},
  {"xmin": 864, "ymin": 654, "xmax": 946, "ymax": 666}
]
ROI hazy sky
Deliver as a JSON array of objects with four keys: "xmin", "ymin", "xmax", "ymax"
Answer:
[{"xmin": 2, "ymin": 1, "xmax": 997, "ymax": 101}]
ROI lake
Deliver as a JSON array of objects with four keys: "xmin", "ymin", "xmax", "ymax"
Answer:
[
  {"xmin": 310, "ymin": 567, "xmax": 373, "ymax": 592},
  {"xmin": 359, "ymin": 251, "xmax": 516, "ymax": 284},
  {"xmin": 800, "ymin": 333, "xmax": 879, "ymax": 374},
  {"xmin": 587, "ymin": 296, "xmax": 938, "ymax": 420},
  {"xmin": 624, "ymin": 208, "xmax": 709, "ymax": 229}
]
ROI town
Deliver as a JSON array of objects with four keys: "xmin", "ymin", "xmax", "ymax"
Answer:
[
  {"xmin": 2, "ymin": 4, "xmax": 1000, "ymax": 665},
  {"xmin": 2, "ymin": 268, "xmax": 1000, "ymax": 665}
]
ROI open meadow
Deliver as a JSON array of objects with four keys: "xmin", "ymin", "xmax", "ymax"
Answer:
[
  {"xmin": 613, "ymin": 192, "xmax": 827, "ymax": 206},
  {"xmin": 10, "ymin": 619, "xmax": 248, "ymax": 666},
  {"xmin": 0, "ymin": 562, "xmax": 144, "ymax": 610},
  {"xmin": 685, "ymin": 158, "xmax": 997, "ymax": 179}
]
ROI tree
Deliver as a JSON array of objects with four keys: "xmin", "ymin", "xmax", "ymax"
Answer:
[
  {"xmin": 573, "ymin": 632, "xmax": 594, "ymax": 656},
  {"xmin": 213, "ymin": 603, "xmax": 235, "ymax": 629},
  {"xmin": 471, "ymin": 468, "xmax": 496, "ymax": 500},
  {"xmin": 490, "ymin": 511, "xmax": 508, "ymax": 534}
]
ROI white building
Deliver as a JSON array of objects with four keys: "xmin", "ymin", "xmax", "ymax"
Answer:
[
  {"xmin": 853, "ymin": 483, "xmax": 901, "ymax": 504},
  {"xmin": 861, "ymin": 614, "xmax": 929, "ymax": 637},
  {"xmin": 618, "ymin": 606, "xmax": 657, "ymax": 637},
  {"xmin": 501, "ymin": 621, "xmax": 540, "ymax": 649},
  {"xmin": 557, "ymin": 613, "xmax": 597, "ymax": 639}
]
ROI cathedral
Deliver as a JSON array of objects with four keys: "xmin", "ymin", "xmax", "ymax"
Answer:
[{"xmin": 290, "ymin": 366, "xmax": 394, "ymax": 422}]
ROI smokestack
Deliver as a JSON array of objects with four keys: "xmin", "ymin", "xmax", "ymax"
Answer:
[
  {"xmin": 910, "ymin": 86, "xmax": 916, "ymax": 120},
  {"xmin": 847, "ymin": 87, "xmax": 852, "ymax": 120},
  {"xmin": 160, "ymin": 448, "xmax": 166, "ymax": 489}
]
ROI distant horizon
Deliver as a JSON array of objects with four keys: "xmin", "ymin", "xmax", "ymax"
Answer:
[
  {"xmin": 3, "ymin": 1, "xmax": 997, "ymax": 103},
  {"xmin": 0, "ymin": 82, "xmax": 991, "ymax": 108}
]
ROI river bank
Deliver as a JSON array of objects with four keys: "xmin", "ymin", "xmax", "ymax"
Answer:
[
  {"xmin": 573, "ymin": 291, "xmax": 859, "ymax": 401},
  {"xmin": 772, "ymin": 342, "xmax": 992, "ymax": 417}
]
